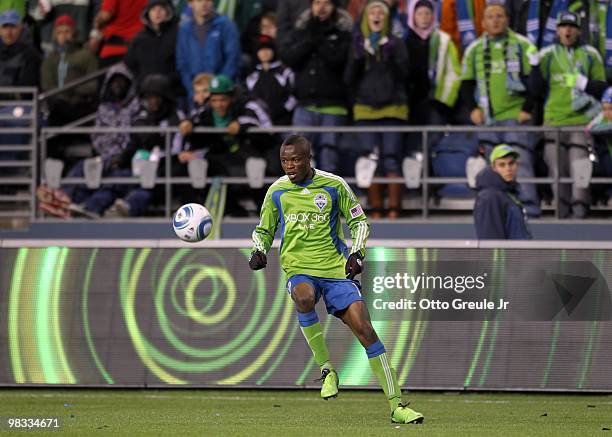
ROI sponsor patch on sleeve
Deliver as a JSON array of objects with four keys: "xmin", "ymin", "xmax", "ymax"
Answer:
[{"xmin": 350, "ymin": 204, "xmax": 364, "ymax": 219}]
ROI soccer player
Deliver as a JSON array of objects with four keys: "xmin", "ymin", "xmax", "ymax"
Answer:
[{"xmin": 248, "ymin": 134, "xmax": 424, "ymax": 424}]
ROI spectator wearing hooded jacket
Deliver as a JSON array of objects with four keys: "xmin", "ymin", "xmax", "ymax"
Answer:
[
  {"xmin": 245, "ymin": 34, "xmax": 296, "ymax": 126},
  {"xmin": 474, "ymin": 144, "xmax": 532, "ymax": 240},
  {"xmin": 125, "ymin": 0, "xmax": 183, "ymax": 97},
  {"xmin": 38, "ymin": 63, "xmax": 140, "ymax": 218},
  {"xmin": 277, "ymin": 0, "xmax": 349, "ymax": 47},
  {"xmin": 344, "ymin": 0, "xmax": 408, "ymax": 219},
  {"xmin": 113, "ymin": 73, "xmax": 185, "ymax": 217},
  {"xmin": 406, "ymin": 0, "xmax": 461, "ymax": 127},
  {"xmin": 279, "ymin": 0, "xmax": 353, "ymax": 174},
  {"xmin": 176, "ymin": 0, "xmax": 241, "ymax": 102},
  {"xmin": 41, "ymin": 15, "xmax": 99, "ymax": 126}
]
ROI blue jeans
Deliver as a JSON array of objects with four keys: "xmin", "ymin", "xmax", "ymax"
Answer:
[
  {"xmin": 480, "ymin": 119, "xmax": 540, "ymax": 217},
  {"xmin": 356, "ymin": 119, "xmax": 403, "ymax": 175},
  {"xmin": 292, "ymin": 106, "xmax": 347, "ymax": 173},
  {"xmin": 82, "ymin": 167, "xmax": 131, "ymax": 215}
]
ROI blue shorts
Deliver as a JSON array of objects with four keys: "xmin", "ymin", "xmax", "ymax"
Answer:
[{"xmin": 286, "ymin": 274, "xmax": 363, "ymax": 317}]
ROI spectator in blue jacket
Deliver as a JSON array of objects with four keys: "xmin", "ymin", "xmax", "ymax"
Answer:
[
  {"xmin": 474, "ymin": 144, "xmax": 532, "ymax": 240},
  {"xmin": 176, "ymin": 0, "xmax": 241, "ymax": 102}
]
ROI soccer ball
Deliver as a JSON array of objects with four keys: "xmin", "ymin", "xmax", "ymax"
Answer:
[{"xmin": 172, "ymin": 203, "xmax": 213, "ymax": 242}]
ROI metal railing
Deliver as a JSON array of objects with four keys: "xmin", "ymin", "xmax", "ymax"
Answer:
[
  {"xmin": 35, "ymin": 124, "xmax": 612, "ymax": 221},
  {"xmin": 0, "ymin": 87, "xmax": 38, "ymax": 220}
]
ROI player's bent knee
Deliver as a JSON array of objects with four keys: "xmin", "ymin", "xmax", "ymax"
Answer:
[
  {"xmin": 293, "ymin": 294, "xmax": 316, "ymax": 312},
  {"xmin": 291, "ymin": 284, "xmax": 316, "ymax": 311}
]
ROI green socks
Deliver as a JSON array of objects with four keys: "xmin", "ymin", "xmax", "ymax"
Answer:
[
  {"xmin": 298, "ymin": 311, "xmax": 333, "ymax": 371},
  {"xmin": 367, "ymin": 341, "xmax": 402, "ymax": 411}
]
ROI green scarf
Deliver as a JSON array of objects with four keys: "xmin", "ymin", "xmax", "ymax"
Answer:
[
  {"xmin": 475, "ymin": 30, "xmax": 525, "ymax": 125},
  {"xmin": 427, "ymin": 30, "xmax": 461, "ymax": 107}
]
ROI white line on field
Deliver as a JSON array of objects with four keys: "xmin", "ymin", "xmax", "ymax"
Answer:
[{"xmin": 2, "ymin": 393, "xmax": 612, "ymax": 406}]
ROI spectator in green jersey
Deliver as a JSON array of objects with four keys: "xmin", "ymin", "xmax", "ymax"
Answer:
[{"xmin": 530, "ymin": 11, "xmax": 606, "ymax": 218}]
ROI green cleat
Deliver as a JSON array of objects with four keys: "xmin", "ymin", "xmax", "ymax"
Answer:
[
  {"xmin": 318, "ymin": 368, "xmax": 339, "ymax": 400},
  {"xmin": 391, "ymin": 403, "xmax": 424, "ymax": 424}
]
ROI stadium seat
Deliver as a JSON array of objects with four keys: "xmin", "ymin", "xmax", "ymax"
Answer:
[
  {"xmin": 188, "ymin": 158, "xmax": 208, "ymax": 189},
  {"xmin": 402, "ymin": 157, "xmax": 422, "ymax": 189},
  {"xmin": 246, "ymin": 157, "xmax": 266, "ymax": 189},
  {"xmin": 83, "ymin": 157, "xmax": 103, "ymax": 189},
  {"xmin": 44, "ymin": 158, "xmax": 63, "ymax": 189}
]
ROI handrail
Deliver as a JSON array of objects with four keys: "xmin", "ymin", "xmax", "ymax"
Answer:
[
  {"xmin": 0, "ymin": 87, "xmax": 37, "ymax": 94},
  {"xmin": 39, "ymin": 125, "xmax": 590, "ymax": 134},
  {"xmin": 38, "ymin": 65, "xmax": 112, "ymax": 101}
]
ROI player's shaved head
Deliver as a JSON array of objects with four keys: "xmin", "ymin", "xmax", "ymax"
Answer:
[
  {"xmin": 280, "ymin": 135, "xmax": 313, "ymax": 183},
  {"xmin": 281, "ymin": 134, "xmax": 312, "ymax": 158}
]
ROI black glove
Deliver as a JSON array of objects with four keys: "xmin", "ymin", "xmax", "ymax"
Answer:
[
  {"xmin": 249, "ymin": 250, "xmax": 267, "ymax": 270},
  {"xmin": 345, "ymin": 252, "xmax": 363, "ymax": 280}
]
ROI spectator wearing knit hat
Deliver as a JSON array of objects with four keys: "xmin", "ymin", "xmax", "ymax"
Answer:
[
  {"xmin": 41, "ymin": 14, "xmax": 99, "ymax": 125},
  {"xmin": 279, "ymin": 0, "xmax": 353, "ymax": 174},
  {"xmin": 124, "ymin": 0, "xmax": 183, "ymax": 97},
  {"xmin": 245, "ymin": 34, "xmax": 296, "ymax": 126},
  {"xmin": 344, "ymin": 0, "xmax": 409, "ymax": 219},
  {"xmin": 346, "ymin": 0, "xmax": 409, "ymax": 40}
]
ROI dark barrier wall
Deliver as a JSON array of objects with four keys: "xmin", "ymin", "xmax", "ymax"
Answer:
[{"xmin": 1, "ymin": 247, "xmax": 611, "ymax": 391}]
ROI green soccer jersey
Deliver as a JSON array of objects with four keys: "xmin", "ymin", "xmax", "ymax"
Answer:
[
  {"xmin": 537, "ymin": 44, "xmax": 606, "ymax": 127},
  {"xmin": 252, "ymin": 169, "xmax": 370, "ymax": 279},
  {"xmin": 461, "ymin": 31, "xmax": 535, "ymax": 122}
]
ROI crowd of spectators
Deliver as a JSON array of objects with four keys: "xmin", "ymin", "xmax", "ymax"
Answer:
[{"xmin": 0, "ymin": 0, "xmax": 611, "ymax": 220}]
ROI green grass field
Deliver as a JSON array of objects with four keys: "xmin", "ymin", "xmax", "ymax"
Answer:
[{"xmin": 1, "ymin": 389, "xmax": 611, "ymax": 436}]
